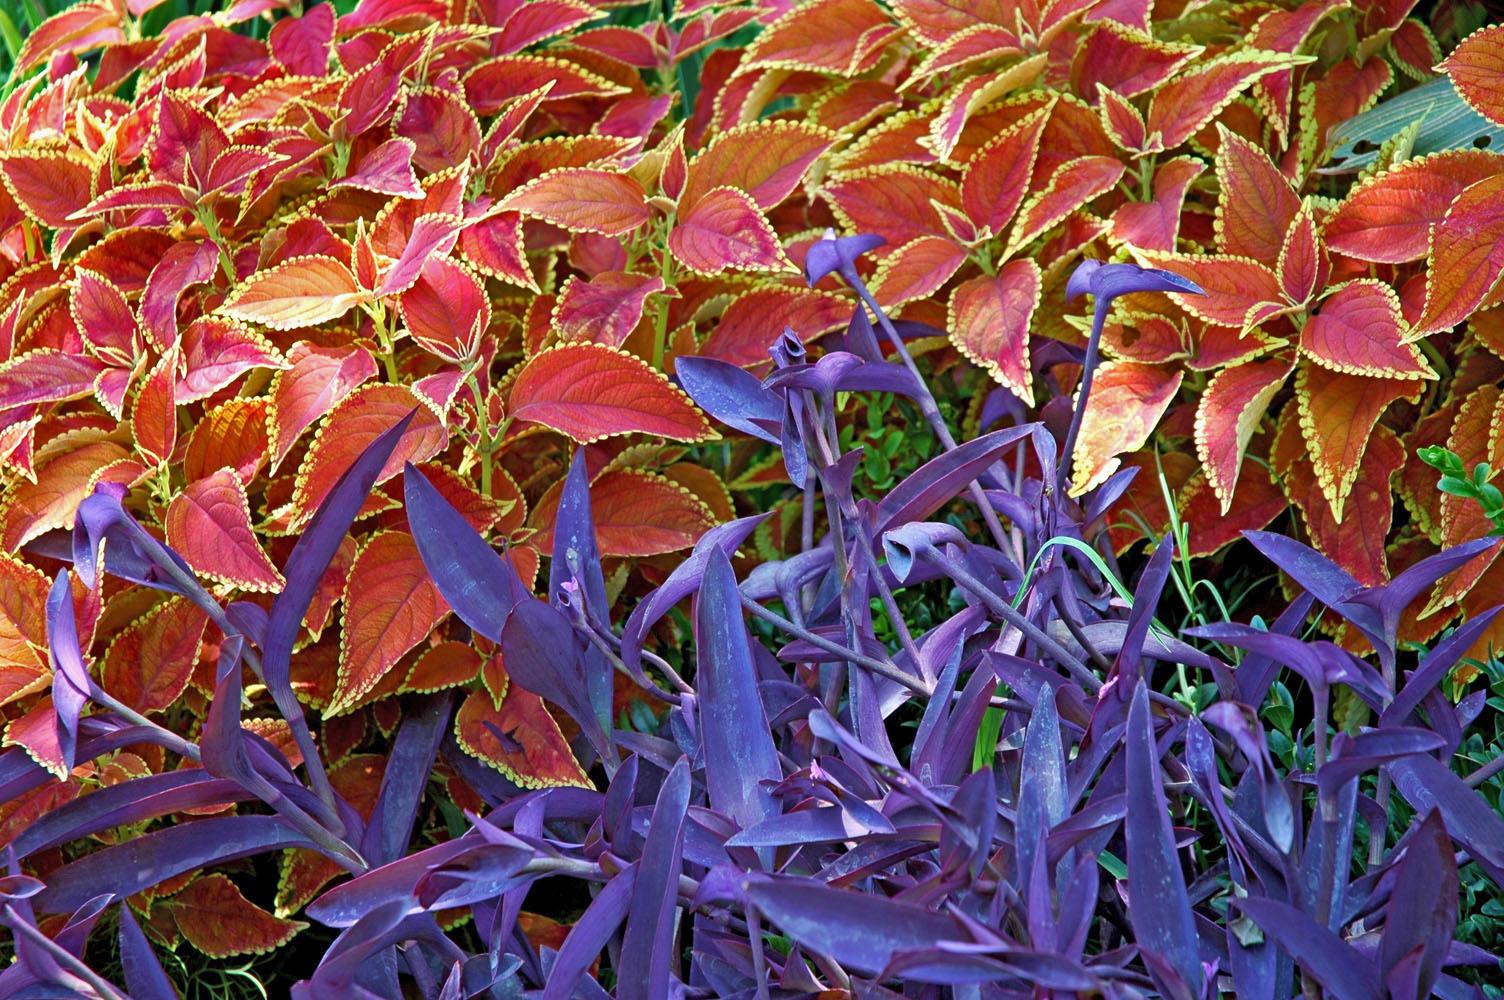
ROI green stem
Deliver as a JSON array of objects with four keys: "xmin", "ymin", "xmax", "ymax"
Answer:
[{"xmin": 652, "ymin": 249, "xmax": 676, "ymax": 371}]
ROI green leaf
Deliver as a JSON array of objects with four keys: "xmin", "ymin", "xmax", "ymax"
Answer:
[{"xmin": 1323, "ymin": 76, "xmax": 1504, "ymax": 175}]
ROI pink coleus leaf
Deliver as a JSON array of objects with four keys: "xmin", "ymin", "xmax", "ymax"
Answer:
[
  {"xmin": 165, "ymin": 469, "xmax": 285, "ymax": 591},
  {"xmin": 553, "ymin": 271, "xmax": 666, "ymax": 347},
  {"xmin": 668, "ymin": 186, "xmax": 793, "ymax": 276}
]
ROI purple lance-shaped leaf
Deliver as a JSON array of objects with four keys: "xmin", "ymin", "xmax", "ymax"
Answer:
[
  {"xmin": 403, "ymin": 460, "xmax": 528, "ymax": 643},
  {"xmin": 696, "ymin": 547, "xmax": 781, "ymax": 836},
  {"xmin": 306, "ymin": 838, "xmax": 476, "ymax": 927},
  {"xmin": 543, "ymin": 863, "xmax": 638, "ymax": 1000},
  {"xmin": 1342, "ymin": 536, "xmax": 1501, "ymax": 642},
  {"xmin": 620, "ymin": 513, "xmax": 768, "ymax": 674},
  {"xmin": 500, "ymin": 598, "xmax": 610, "ymax": 761},
  {"xmin": 1389, "ymin": 754, "xmax": 1504, "ymax": 887},
  {"xmin": 361, "ymin": 690, "xmax": 454, "ymax": 867},
  {"xmin": 71, "ymin": 482, "xmax": 200, "ymax": 600},
  {"xmin": 762, "ymin": 351, "xmax": 924, "ymax": 400},
  {"xmin": 804, "ymin": 230, "xmax": 886, "ymax": 285},
  {"xmin": 875, "ymin": 425, "xmax": 1033, "ymax": 533},
  {"xmin": 12, "ymin": 770, "xmax": 242, "ymax": 859},
  {"xmin": 1233, "ymin": 591, "xmax": 1315, "ymax": 704},
  {"xmin": 118, "ymin": 903, "xmax": 175, "ymax": 1000},
  {"xmin": 35, "ymin": 815, "xmax": 315, "ymax": 914},
  {"xmin": 744, "ymin": 875, "xmax": 968, "ymax": 976},
  {"xmin": 1059, "ymin": 260, "xmax": 1203, "ymax": 494},
  {"xmin": 1241, "ymin": 530, "xmax": 1385, "ymax": 651},
  {"xmin": 45, "ymin": 571, "xmax": 91, "ymax": 773},
  {"xmin": 1110, "ymin": 534, "xmax": 1174, "ymax": 697},
  {"xmin": 1015, "ymin": 683, "xmax": 1066, "ymax": 889},
  {"xmin": 618, "ymin": 757, "xmax": 690, "ymax": 1000},
  {"xmin": 1380, "ymin": 809, "xmax": 1457, "ymax": 997},
  {"xmin": 1124, "ymin": 680, "xmax": 1202, "ymax": 993},
  {"xmin": 1383, "ymin": 607, "xmax": 1502, "ymax": 727},
  {"xmin": 674, "ymin": 356, "xmax": 782, "ymax": 444},
  {"xmin": 1237, "ymin": 897, "xmax": 1381, "ymax": 999},
  {"xmin": 551, "ymin": 449, "xmax": 612, "ymax": 730}
]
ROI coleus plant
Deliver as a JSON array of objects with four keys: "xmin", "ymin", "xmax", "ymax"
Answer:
[
  {"xmin": 684, "ymin": 0, "xmax": 1504, "ymax": 660},
  {"xmin": 2, "ymin": 236, "xmax": 1500, "ymax": 998}
]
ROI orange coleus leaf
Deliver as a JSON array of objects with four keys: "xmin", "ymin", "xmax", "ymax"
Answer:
[
  {"xmin": 947, "ymin": 261, "xmax": 1041, "ymax": 406},
  {"xmin": 458, "ymin": 211, "xmax": 535, "ymax": 289},
  {"xmin": 290, "ymin": 385, "xmax": 446, "ymax": 527},
  {"xmin": 669, "ymin": 187, "xmax": 791, "ymax": 276},
  {"xmin": 1300, "ymin": 280, "xmax": 1432, "ymax": 379},
  {"xmin": 1294, "ymin": 365, "xmax": 1421, "ymax": 522},
  {"xmin": 1417, "ymin": 173, "xmax": 1504, "ymax": 334},
  {"xmin": 269, "ymin": 343, "xmax": 378, "ymax": 472},
  {"xmin": 1110, "ymin": 155, "xmax": 1203, "ymax": 251},
  {"xmin": 101, "ymin": 597, "xmax": 208, "ymax": 714},
  {"xmin": 1069, "ymin": 361, "xmax": 1183, "ymax": 496},
  {"xmin": 1179, "ymin": 461, "xmax": 1288, "ymax": 558},
  {"xmin": 532, "ymin": 467, "xmax": 717, "ymax": 557},
  {"xmin": 166, "ymin": 470, "xmax": 285, "ymax": 592},
  {"xmin": 680, "ymin": 121, "xmax": 836, "ymax": 211},
  {"xmin": 0, "ymin": 149, "xmax": 95, "ymax": 228},
  {"xmin": 1213, "ymin": 126, "xmax": 1299, "ymax": 263},
  {"xmin": 131, "ymin": 350, "xmax": 177, "ymax": 468},
  {"xmin": 0, "ymin": 436, "xmax": 134, "ymax": 552},
  {"xmin": 1322, "ymin": 150, "xmax": 1504, "ymax": 264},
  {"xmin": 822, "ymin": 165, "xmax": 961, "ymax": 246},
  {"xmin": 1194, "ymin": 355, "xmax": 1293, "ymax": 511},
  {"xmin": 455, "ymin": 684, "xmax": 590, "ymax": 789},
  {"xmin": 1007, "ymin": 155, "xmax": 1124, "ymax": 254},
  {"xmin": 553, "ymin": 271, "xmax": 666, "ymax": 346},
  {"xmin": 870, "ymin": 235, "xmax": 968, "ymax": 307},
  {"xmin": 329, "ymin": 530, "xmax": 449, "ymax": 715},
  {"xmin": 925, "ymin": 57, "xmax": 1047, "ymax": 162},
  {"xmin": 959, "ymin": 107, "xmax": 1048, "ymax": 235},
  {"xmin": 403, "ymin": 641, "xmax": 482, "ymax": 693},
  {"xmin": 497, "ymin": 168, "xmax": 649, "ymax": 236},
  {"xmin": 1096, "ymin": 85, "xmax": 1150, "ymax": 152},
  {"xmin": 740, "ymin": 0, "xmax": 895, "ymax": 75},
  {"xmin": 5, "ymin": 697, "xmax": 69, "ymax": 779},
  {"xmin": 1442, "ymin": 23, "xmax": 1504, "ymax": 128},
  {"xmin": 1147, "ymin": 51, "xmax": 1303, "ymax": 151},
  {"xmin": 1136, "ymin": 251, "xmax": 1283, "ymax": 328},
  {"xmin": 1285, "ymin": 423, "xmax": 1405, "ymax": 587},
  {"xmin": 399, "ymin": 256, "xmax": 488, "ymax": 365},
  {"xmin": 220, "ymin": 255, "xmax": 369, "ymax": 331},
  {"xmin": 1426, "ymin": 387, "xmax": 1504, "ymax": 613},
  {"xmin": 165, "ymin": 874, "xmax": 307, "ymax": 958},
  {"xmin": 0, "ymin": 554, "xmax": 52, "ymax": 707},
  {"xmin": 507, "ymin": 344, "xmax": 713, "ymax": 443},
  {"xmin": 699, "ymin": 286, "xmax": 851, "ymax": 367},
  {"xmin": 185, "ymin": 398, "xmax": 269, "ymax": 484}
]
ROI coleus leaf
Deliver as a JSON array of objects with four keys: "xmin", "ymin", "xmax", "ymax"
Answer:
[
  {"xmin": 1214, "ymin": 125, "xmax": 1299, "ymax": 262},
  {"xmin": 165, "ymin": 873, "xmax": 307, "ymax": 958},
  {"xmin": 100, "ymin": 597, "xmax": 207, "ymax": 715},
  {"xmin": 1146, "ymin": 50, "xmax": 1305, "ymax": 150},
  {"xmin": 1300, "ymin": 280, "xmax": 1430, "ymax": 378},
  {"xmin": 220, "ymin": 255, "xmax": 369, "ymax": 331},
  {"xmin": 554, "ymin": 271, "xmax": 665, "ymax": 347},
  {"xmin": 497, "ymin": 167, "xmax": 649, "ymax": 236},
  {"xmin": 329, "ymin": 530, "xmax": 449, "ymax": 716},
  {"xmin": 1294, "ymin": 366, "xmax": 1421, "ymax": 522},
  {"xmin": 680, "ymin": 120, "xmax": 836, "ymax": 210},
  {"xmin": 668, "ymin": 186, "xmax": 792, "ymax": 276},
  {"xmin": 1441, "ymin": 23, "xmax": 1504, "ymax": 128},
  {"xmin": 165, "ymin": 469, "xmax": 284, "ymax": 592},
  {"xmin": 1195, "ymin": 355, "xmax": 1292, "ymax": 512},
  {"xmin": 1416, "ymin": 173, "xmax": 1504, "ymax": 333},
  {"xmin": 454, "ymin": 685, "xmax": 590, "ymax": 789},
  {"xmin": 507, "ymin": 344, "xmax": 714, "ymax": 443},
  {"xmin": 269, "ymin": 343, "xmax": 378, "ymax": 472},
  {"xmin": 1069, "ymin": 360, "xmax": 1182, "ymax": 496},
  {"xmin": 1322, "ymin": 150, "xmax": 1504, "ymax": 263},
  {"xmin": 947, "ymin": 261, "xmax": 1041, "ymax": 406}
]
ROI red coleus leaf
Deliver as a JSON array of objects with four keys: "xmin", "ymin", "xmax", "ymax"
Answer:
[
  {"xmin": 497, "ymin": 168, "xmax": 649, "ymax": 236},
  {"xmin": 1136, "ymin": 252, "xmax": 1283, "ymax": 328},
  {"xmin": 400, "ymin": 256, "xmax": 488, "ymax": 364},
  {"xmin": 1442, "ymin": 23, "xmax": 1504, "ymax": 128},
  {"xmin": 101, "ymin": 597, "xmax": 208, "ymax": 714},
  {"xmin": 681, "ymin": 121, "xmax": 836, "ymax": 211},
  {"xmin": 132, "ymin": 350, "xmax": 178, "ymax": 468},
  {"xmin": 507, "ymin": 344, "xmax": 713, "ymax": 443},
  {"xmin": 1179, "ymin": 461, "xmax": 1288, "ymax": 558},
  {"xmin": 290, "ymin": 384, "xmax": 446, "ymax": 527},
  {"xmin": 397, "ymin": 88, "xmax": 483, "ymax": 173},
  {"xmin": 700, "ymin": 287, "xmax": 851, "ymax": 367},
  {"xmin": 141, "ymin": 239, "xmax": 219, "ymax": 351},
  {"xmin": 149, "ymin": 92, "xmax": 229, "ymax": 190},
  {"xmin": 1097, "ymin": 85, "xmax": 1150, "ymax": 152},
  {"xmin": 1276, "ymin": 202, "xmax": 1326, "ymax": 305},
  {"xmin": 1300, "ymin": 280, "xmax": 1432, "ymax": 379},
  {"xmin": 1417, "ymin": 173, "xmax": 1504, "ymax": 334},
  {"xmin": 1284, "ymin": 422, "xmax": 1405, "ymax": 586},
  {"xmin": 455, "ymin": 684, "xmax": 590, "ymax": 789},
  {"xmin": 165, "ymin": 874, "xmax": 307, "ymax": 958},
  {"xmin": 870, "ymin": 235, "xmax": 968, "ymax": 307},
  {"xmin": 0, "ymin": 149, "xmax": 94, "ymax": 228},
  {"xmin": 531, "ymin": 467, "xmax": 717, "ymax": 557},
  {"xmin": 1214, "ymin": 126, "xmax": 1299, "ymax": 263},
  {"xmin": 329, "ymin": 530, "xmax": 449, "ymax": 715},
  {"xmin": 334, "ymin": 137, "xmax": 422, "ymax": 198},
  {"xmin": 0, "ymin": 350, "xmax": 107, "ymax": 411},
  {"xmin": 925, "ymin": 58, "xmax": 1047, "ymax": 162},
  {"xmin": 269, "ymin": 343, "xmax": 378, "ymax": 471},
  {"xmin": 403, "ymin": 641, "xmax": 482, "ymax": 694},
  {"xmin": 1008, "ymin": 155, "xmax": 1124, "ymax": 253},
  {"xmin": 1194, "ymin": 355, "xmax": 1293, "ymax": 512},
  {"xmin": 458, "ymin": 212, "xmax": 535, "ymax": 289},
  {"xmin": 668, "ymin": 187, "xmax": 792, "ymax": 276},
  {"xmin": 959, "ymin": 106, "xmax": 1048, "ymax": 235},
  {"xmin": 553, "ymin": 271, "xmax": 666, "ymax": 346},
  {"xmin": 740, "ymin": 0, "xmax": 895, "ymax": 75},
  {"xmin": 947, "ymin": 261, "xmax": 1041, "ymax": 406},
  {"xmin": 464, "ymin": 55, "xmax": 628, "ymax": 115},
  {"xmin": 220, "ymin": 255, "xmax": 369, "ymax": 330},
  {"xmin": 1322, "ymin": 151, "xmax": 1504, "ymax": 264},
  {"xmin": 166, "ymin": 469, "xmax": 285, "ymax": 592},
  {"xmin": 1111, "ymin": 155, "xmax": 1203, "ymax": 251},
  {"xmin": 1146, "ymin": 51, "xmax": 1302, "ymax": 151},
  {"xmin": 5, "ymin": 697, "xmax": 70, "ymax": 780},
  {"xmin": 1070, "ymin": 360, "xmax": 1183, "ymax": 495},
  {"xmin": 1072, "ymin": 22, "xmax": 1201, "ymax": 100},
  {"xmin": 70, "ymin": 269, "xmax": 139, "ymax": 366},
  {"xmin": 268, "ymin": 0, "xmax": 333, "ymax": 74},
  {"xmin": 177, "ymin": 316, "xmax": 284, "ymax": 403},
  {"xmin": 822, "ymin": 165, "xmax": 961, "ymax": 246},
  {"xmin": 1294, "ymin": 365, "xmax": 1422, "ymax": 523}
]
